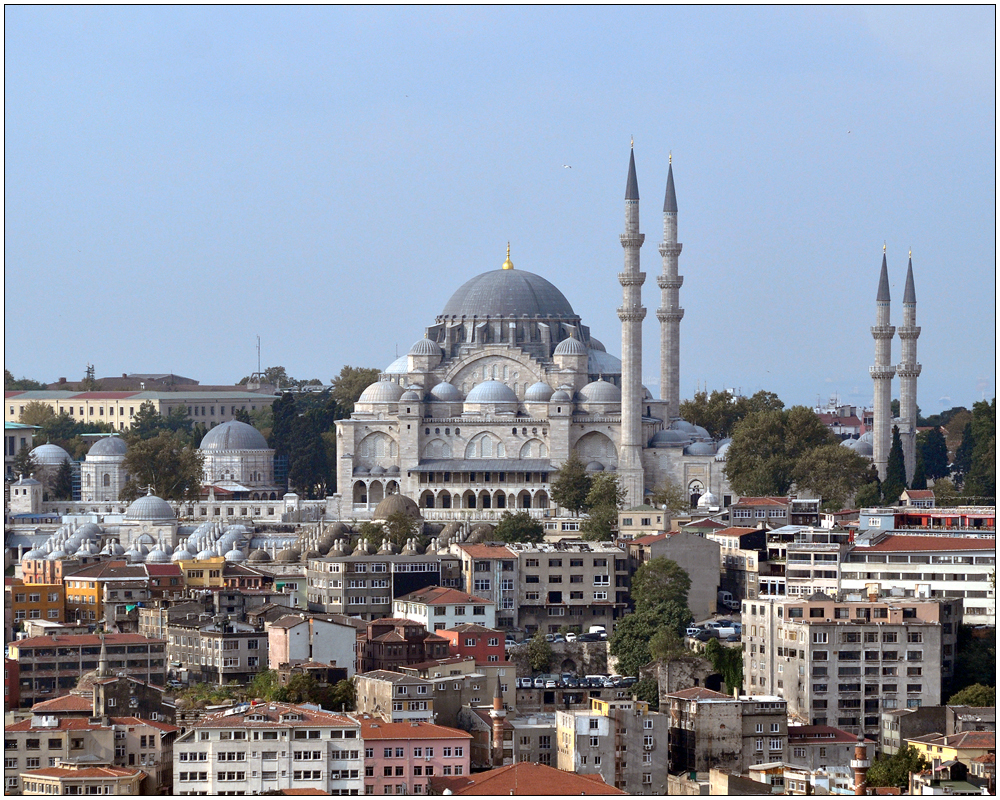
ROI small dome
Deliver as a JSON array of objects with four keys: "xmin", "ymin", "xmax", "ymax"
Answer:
[
  {"xmin": 649, "ymin": 430, "xmax": 692, "ymax": 447},
  {"xmin": 48, "ymin": 549, "xmax": 68, "ymax": 561},
  {"xmin": 554, "ymin": 337, "xmax": 588, "ymax": 356},
  {"xmin": 400, "ymin": 390, "xmax": 421, "ymax": 403},
  {"xmin": 370, "ymin": 465, "xmax": 387, "ymax": 476},
  {"xmin": 670, "ymin": 420, "xmax": 698, "ymax": 433},
  {"xmin": 247, "ymin": 548, "xmax": 272, "ymax": 563},
  {"xmin": 465, "ymin": 381, "xmax": 518, "ymax": 404},
  {"xmin": 146, "ymin": 546, "xmax": 172, "ymax": 564},
  {"xmin": 124, "ymin": 548, "xmax": 145, "ymax": 564},
  {"xmin": 697, "ymin": 491, "xmax": 719, "ymax": 509},
  {"xmin": 691, "ymin": 425, "xmax": 711, "ymax": 440},
  {"xmin": 358, "ymin": 380, "xmax": 405, "ymax": 404},
  {"xmin": 87, "ymin": 436, "xmax": 128, "ymax": 457},
  {"xmin": 550, "ymin": 388, "xmax": 573, "ymax": 403},
  {"xmin": 386, "ymin": 465, "xmax": 400, "ymax": 475},
  {"xmin": 715, "ymin": 439, "xmax": 732, "ymax": 462},
  {"xmin": 171, "ymin": 548, "xmax": 193, "ymax": 562},
  {"xmin": 408, "ymin": 338, "xmax": 443, "ymax": 357},
  {"xmin": 373, "ymin": 493, "xmax": 422, "ymax": 521},
  {"xmin": 224, "ymin": 548, "xmax": 246, "ymax": 563},
  {"xmin": 274, "ymin": 547, "xmax": 301, "ymax": 563},
  {"xmin": 124, "ymin": 493, "xmax": 176, "ymax": 522},
  {"xmin": 578, "ymin": 379, "xmax": 621, "ymax": 403},
  {"xmin": 429, "ymin": 382, "xmax": 463, "ymax": 402},
  {"xmin": 585, "ymin": 461, "xmax": 605, "ymax": 472},
  {"xmin": 843, "ymin": 438, "xmax": 874, "ymax": 456},
  {"xmin": 196, "ymin": 549, "xmax": 216, "ymax": 560},
  {"xmin": 200, "ymin": 420, "xmax": 269, "ymax": 452},
  {"xmin": 77, "ymin": 523, "xmax": 103, "ymax": 540},
  {"xmin": 524, "ymin": 381, "xmax": 554, "ymax": 402},
  {"xmin": 31, "ymin": 443, "xmax": 72, "ymax": 466},
  {"xmin": 683, "ymin": 441, "xmax": 717, "ymax": 456}
]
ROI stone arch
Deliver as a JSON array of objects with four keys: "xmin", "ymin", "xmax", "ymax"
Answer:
[
  {"xmin": 466, "ymin": 432, "xmax": 505, "ymax": 459},
  {"xmin": 463, "ymin": 490, "xmax": 477, "ymax": 509},
  {"xmin": 495, "ymin": 493, "xmax": 507, "ymax": 509},
  {"xmin": 102, "ymin": 473, "xmax": 111, "ymax": 487},
  {"xmin": 357, "ymin": 432, "xmax": 397, "ymax": 459},
  {"xmin": 423, "ymin": 439, "xmax": 452, "ymax": 459},
  {"xmin": 441, "ymin": 493, "xmax": 452, "ymax": 509},
  {"xmin": 573, "ymin": 431, "xmax": 618, "ymax": 468},
  {"xmin": 369, "ymin": 481, "xmax": 385, "ymax": 504},
  {"xmin": 517, "ymin": 490, "xmax": 532, "ymax": 509},
  {"xmin": 478, "ymin": 490, "xmax": 492, "ymax": 509},
  {"xmin": 420, "ymin": 490, "xmax": 436, "ymax": 509},
  {"xmin": 560, "ymin": 658, "xmax": 577, "ymax": 673},
  {"xmin": 519, "ymin": 439, "xmax": 548, "ymax": 459},
  {"xmin": 353, "ymin": 482, "xmax": 368, "ymax": 504},
  {"xmin": 688, "ymin": 479, "xmax": 704, "ymax": 508},
  {"xmin": 533, "ymin": 490, "xmax": 549, "ymax": 509},
  {"xmin": 444, "ymin": 348, "xmax": 542, "ymax": 394}
]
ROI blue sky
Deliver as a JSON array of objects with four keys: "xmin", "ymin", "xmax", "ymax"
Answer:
[{"xmin": 5, "ymin": 6, "xmax": 995, "ymax": 414}]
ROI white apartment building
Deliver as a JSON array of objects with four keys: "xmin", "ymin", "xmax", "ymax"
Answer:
[
  {"xmin": 392, "ymin": 586, "xmax": 496, "ymax": 632},
  {"xmin": 172, "ymin": 701, "xmax": 362, "ymax": 796}
]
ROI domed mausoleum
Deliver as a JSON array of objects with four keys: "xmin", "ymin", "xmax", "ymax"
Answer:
[
  {"xmin": 199, "ymin": 419, "xmax": 281, "ymax": 500},
  {"xmin": 81, "ymin": 435, "xmax": 129, "ymax": 502}
]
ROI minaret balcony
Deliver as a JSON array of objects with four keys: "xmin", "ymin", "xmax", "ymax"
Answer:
[
  {"xmin": 656, "ymin": 308, "xmax": 685, "ymax": 322},
  {"xmin": 617, "ymin": 271, "xmax": 646, "ymax": 286},
  {"xmin": 619, "ymin": 234, "xmax": 645, "ymax": 247},
  {"xmin": 869, "ymin": 366, "xmax": 896, "ymax": 379},
  {"xmin": 617, "ymin": 306, "xmax": 647, "ymax": 322},
  {"xmin": 656, "ymin": 275, "xmax": 683, "ymax": 289},
  {"xmin": 897, "ymin": 326, "xmax": 921, "ymax": 339},
  {"xmin": 658, "ymin": 243, "xmax": 682, "ymax": 257},
  {"xmin": 896, "ymin": 364, "xmax": 922, "ymax": 378},
  {"xmin": 870, "ymin": 325, "xmax": 896, "ymax": 339}
]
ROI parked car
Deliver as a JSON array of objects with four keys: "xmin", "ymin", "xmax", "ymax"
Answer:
[
  {"xmin": 545, "ymin": 680, "xmax": 558, "ymax": 689},
  {"xmin": 544, "ymin": 633, "xmax": 555, "ymax": 642},
  {"xmin": 517, "ymin": 677, "xmax": 533, "ymax": 689},
  {"xmin": 552, "ymin": 634, "xmax": 566, "ymax": 643},
  {"xmin": 725, "ymin": 633, "xmax": 741, "ymax": 642},
  {"xmin": 695, "ymin": 629, "xmax": 716, "ymax": 642},
  {"xmin": 565, "ymin": 632, "xmax": 578, "ymax": 642},
  {"xmin": 621, "ymin": 676, "xmax": 638, "ymax": 687},
  {"xmin": 685, "ymin": 626, "xmax": 702, "ymax": 637},
  {"xmin": 576, "ymin": 633, "xmax": 601, "ymax": 642},
  {"xmin": 533, "ymin": 677, "xmax": 546, "ymax": 689}
]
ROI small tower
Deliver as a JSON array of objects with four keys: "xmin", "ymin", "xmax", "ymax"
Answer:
[
  {"xmin": 896, "ymin": 253, "xmax": 921, "ymax": 482},
  {"xmin": 618, "ymin": 143, "xmax": 647, "ymax": 507},
  {"xmin": 488, "ymin": 675, "xmax": 507, "ymax": 767},
  {"xmin": 870, "ymin": 248, "xmax": 896, "ymax": 480},
  {"xmin": 851, "ymin": 733, "xmax": 870, "ymax": 795},
  {"xmin": 656, "ymin": 153, "xmax": 684, "ymax": 420}
]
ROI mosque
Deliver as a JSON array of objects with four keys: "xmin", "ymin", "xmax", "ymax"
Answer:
[{"xmin": 336, "ymin": 148, "xmax": 735, "ymax": 516}]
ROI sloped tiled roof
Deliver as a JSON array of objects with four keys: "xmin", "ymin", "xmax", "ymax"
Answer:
[
  {"xmin": 396, "ymin": 586, "xmax": 492, "ymax": 606},
  {"xmin": 358, "ymin": 718, "xmax": 472, "ymax": 741},
  {"xmin": 21, "ymin": 765, "xmax": 145, "ymax": 779},
  {"xmin": 6, "ymin": 718, "xmax": 106, "ymax": 733},
  {"xmin": 30, "ymin": 694, "xmax": 94, "ymax": 714},
  {"xmin": 12, "ymin": 633, "xmax": 163, "ymax": 649},
  {"xmin": 455, "ymin": 544, "xmax": 516, "ymax": 559},
  {"xmin": 429, "ymin": 761, "xmax": 623, "ymax": 795}
]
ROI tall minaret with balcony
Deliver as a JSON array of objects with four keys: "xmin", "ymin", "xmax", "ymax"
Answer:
[
  {"xmin": 656, "ymin": 154, "xmax": 684, "ymax": 420},
  {"xmin": 619, "ymin": 144, "xmax": 647, "ymax": 507},
  {"xmin": 896, "ymin": 253, "xmax": 921, "ymax": 482},
  {"xmin": 870, "ymin": 247, "xmax": 896, "ymax": 479}
]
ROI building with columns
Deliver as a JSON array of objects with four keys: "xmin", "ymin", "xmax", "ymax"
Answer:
[{"xmin": 335, "ymin": 147, "xmax": 732, "ymax": 519}]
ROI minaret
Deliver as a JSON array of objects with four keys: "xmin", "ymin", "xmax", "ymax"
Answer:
[
  {"xmin": 97, "ymin": 631, "xmax": 109, "ymax": 678},
  {"xmin": 618, "ymin": 143, "xmax": 647, "ymax": 507},
  {"xmin": 851, "ymin": 733, "xmax": 870, "ymax": 795},
  {"xmin": 870, "ymin": 247, "xmax": 896, "ymax": 480},
  {"xmin": 656, "ymin": 153, "xmax": 684, "ymax": 420},
  {"xmin": 488, "ymin": 676, "xmax": 506, "ymax": 767},
  {"xmin": 896, "ymin": 253, "xmax": 921, "ymax": 482}
]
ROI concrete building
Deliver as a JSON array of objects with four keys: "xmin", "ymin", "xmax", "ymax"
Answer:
[
  {"xmin": 393, "ymin": 586, "xmax": 496, "ymax": 632},
  {"xmin": 743, "ymin": 593, "xmax": 962, "ymax": 738},
  {"xmin": 358, "ymin": 715, "xmax": 471, "ymax": 797},
  {"xmin": 450, "ymin": 544, "xmax": 518, "ymax": 629},
  {"xmin": 355, "ymin": 670, "xmax": 436, "ymax": 723},
  {"xmin": 782, "ymin": 527, "xmax": 852, "ymax": 599},
  {"xmin": 623, "ymin": 531, "xmax": 720, "ymax": 619},
  {"xmin": 428, "ymin": 760, "xmax": 625, "ymax": 795},
  {"xmin": 9, "ymin": 580, "xmax": 65, "ymax": 627},
  {"xmin": 437, "ymin": 623, "xmax": 506, "ymax": 664},
  {"xmin": 398, "ymin": 657, "xmax": 516, "ymax": 729},
  {"xmin": 19, "ymin": 760, "xmax": 145, "ymax": 796},
  {"xmin": 164, "ymin": 616, "xmax": 267, "ymax": 685},
  {"xmin": 266, "ymin": 613, "xmax": 358, "ymax": 677},
  {"xmin": 665, "ymin": 688, "xmax": 788, "ymax": 775},
  {"xmin": 359, "ymin": 618, "xmax": 451, "ymax": 674},
  {"xmin": 556, "ymin": 696, "xmax": 669, "ymax": 795},
  {"xmin": 786, "ymin": 724, "xmax": 874, "ymax": 772},
  {"xmin": 880, "ymin": 704, "xmax": 996, "ymax": 756},
  {"xmin": 704, "ymin": 526, "xmax": 767, "ymax": 602},
  {"xmin": 172, "ymin": 701, "xmax": 362, "ymax": 796}
]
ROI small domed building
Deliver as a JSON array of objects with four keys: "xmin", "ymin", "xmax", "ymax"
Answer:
[
  {"xmin": 198, "ymin": 419, "xmax": 281, "ymax": 500},
  {"xmin": 81, "ymin": 435, "xmax": 129, "ymax": 502}
]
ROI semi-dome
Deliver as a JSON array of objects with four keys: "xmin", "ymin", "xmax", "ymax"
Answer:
[
  {"xmin": 439, "ymin": 268, "xmax": 578, "ymax": 320},
  {"xmin": 465, "ymin": 381, "xmax": 518, "ymax": 404},
  {"xmin": 31, "ymin": 443, "xmax": 72, "ymax": 466},
  {"xmin": 577, "ymin": 379, "xmax": 621, "ymax": 403},
  {"xmin": 585, "ymin": 461, "xmax": 605, "ymax": 472},
  {"xmin": 649, "ymin": 430, "xmax": 692, "ymax": 447},
  {"xmin": 554, "ymin": 336, "xmax": 588, "ymax": 356},
  {"xmin": 408, "ymin": 338, "xmax": 443, "ymax": 357},
  {"xmin": 373, "ymin": 493, "xmax": 422, "ymax": 521},
  {"xmin": 683, "ymin": 441, "xmax": 717, "ymax": 456},
  {"xmin": 124, "ymin": 493, "xmax": 176, "ymax": 522},
  {"xmin": 429, "ymin": 382, "xmax": 463, "ymax": 402},
  {"xmin": 524, "ymin": 381, "xmax": 554, "ymax": 402},
  {"xmin": 200, "ymin": 420, "xmax": 269, "ymax": 452},
  {"xmin": 87, "ymin": 436, "xmax": 128, "ymax": 457},
  {"xmin": 358, "ymin": 380, "xmax": 405, "ymax": 404}
]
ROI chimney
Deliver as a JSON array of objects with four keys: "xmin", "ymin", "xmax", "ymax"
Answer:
[
  {"xmin": 852, "ymin": 734, "xmax": 870, "ymax": 795},
  {"xmin": 58, "ymin": 377, "xmax": 67, "ymax": 384}
]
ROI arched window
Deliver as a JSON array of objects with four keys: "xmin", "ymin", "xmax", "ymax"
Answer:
[{"xmin": 102, "ymin": 474, "xmax": 111, "ymax": 487}]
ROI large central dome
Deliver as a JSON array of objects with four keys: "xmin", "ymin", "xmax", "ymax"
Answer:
[{"xmin": 438, "ymin": 268, "xmax": 578, "ymax": 320}]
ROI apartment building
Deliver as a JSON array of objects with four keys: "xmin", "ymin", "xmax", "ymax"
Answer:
[
  {"xmin": 398, "ymin": 658, "xmax": 516, "ymax": 728},
  {"xmin": 164, "ymin": 617, "xmax": 266, "ymax": 685},
  {"xmin": 358, "ymin": 716, "xmax": 471, "ymax": 797},
  {"xmin": 450, "ymin": 544, "xmax": 519, "ymax": 630},
  {"xmin": 61, "ymin": 561, "xmax": 149, "ymax": 627},
  {"xmin": 556, "ymin": 697, "xmax": 669, "ymax": 795},
  {"xmin": 19, "ymin": 760, "xmax": 145, "ymax": 796},
  {"xmin": 355, "ymin": 671, "xmax": 436, "ymax": 723},
  {"xmin": 743, "ymin": 593, "xmax": 962, "ymax": 738},
  {"xmin": 9, "ymin": 580, "xmax": 65, "ymax": 627},
  {"xmin": 306, "ymin": 553, "xmax": 463, "ymax": 622},
  {"xmin": 266, "ymin": 614, "xmax": 358, "ymax": 677},
  {"xmin": 359, "ymin": 619, "xmax": 451, "ymax": 674},
  {"xmin": 782, "ymin": 527, "xmax": 853, "ymax": 598},
  {"xmin": 731, "ymin": 497, "xmax": 820, "ymax": 528},
  {"xmin": 508, "ymin": 541, "xmax": 631, "ymax": 636},
  {"xmin": 786, "ymin": 724, "xmax": 874, "ymax": 772},
  {"xmin": 172, "ymin": 701, "xmax": 362, "ymax": 796},
  {"xmin": 393, "ymin": 587, "xmax": 496, "ymax": 632},
  {"xmin": 8, "ymin": 634, "xmax": 166, "ymax": 709},
  {"xmin": 436, "ymin": 623, "xmax": 506, "ymax": 664},
  {"xmin": 841, "ymin": 533, "xmax": 996, "ymax": 626},
  {"xmin": 622, "ymin": 532, "xmax": 720, "ymax": 619}
]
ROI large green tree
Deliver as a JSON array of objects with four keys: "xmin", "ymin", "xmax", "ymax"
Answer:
[
  {"xmin": 608, "ymin": 610, "xmax": 662, "ymax": 677},
  {"xmin": 52, "ymin": 459, "xmax": 75, "ymax": 501},
  {"xmin": 331, "ymin": 366, "xmax": 380, "ymax": 415},
  {"xmin": 963, "ymin": 398, "xmax": 995, "ymax": 499},
  {"xmin": 704, "ymin": 638, "xmax": 744, "ymax": 694},
  {"xmin": 947, "ymin": 683, "xmax": 995, "ymax": 707},
  {"xmin": 865, "ymin": 745, "xmax": 928, "ymax": 789},
  {"xmin": 18, "ymin": 400, "xmax": 55, "ymax": 427},
  {"xmin": 631, "ymin": 557, "xmax": 692, "ymax": 615},
  {"xmin": 13, "ymin": 447, "xmax": 39, "ymax": 479},
  {"xmin": 882, "ymin": 426, "xmax": 907, "ymax": 503},
  {"xmin": 550, "ymin": 451, "xmax": 591, "ymax": 514},
  {"xmin": 792, "ymin": 443, "xmax": 872, "ymax": 510},
  {"xmin": 526, "ymin": 631, "xmax": 553, "ymax": 673},
  {"xmin": 916, "ymin": 427, "xmax": 950, "ymax": 481},
  {"xmin": 120, "ymin": 431, "xmax": 204, "ymax": 501},
  {"xmin": 580, "ymin": 473, "xmax": 626, "ymax": 541},
  {"xmin": 724, "ymin": 406, "xmax": 835, "ymax": 496},
  {"xmin": 679, "ymin": 389, "xmax": 785, "ymax": 439},
  {"xmin": 4, "ymin": 369, "xmax": 47, "ymax": 390},
  {"xmin": 494, "ymin": 511, "xmax": 544, "ymax": 544},
  {"xmin": 647, "ymin": 476, "xmax": 691, "ymax": 515},
  {"xmin": 952, "ymin": 421, "xmax": 975, "ymax": 487}
]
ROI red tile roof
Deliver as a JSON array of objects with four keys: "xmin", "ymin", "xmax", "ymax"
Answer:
[
  {"xmin": 358, "ymin": 718, "xmax": 472, "ymax": 741},
  {"xmin": 902, "ymin": 490, "xmax": 936, "ymax": 499},
  {"xmin": 629, "ymin": 533, "xmax": 668, "ymax": 546},
  {"xmin": 21, "ymin": 765, "xmax": 145, "ymax": 779},
  {"xmin": 456, "ymin": 544, "xmax": 516, "ymax": 559},
  {"xmin": 430, "ymin": 762, "xmax": 625, "ymax": 795},
  {"xmin": 144, "ymin": 564, "xmax": 182, "ymax": 577},
  {"xmin": 789, "ymin": 725, "xmax": 873, "ymax": 745},
  {"xmin": 396, "ymin": 586, "xmax": 492, "ymax": 606},
  {"xmin": 30, "ymin": 694, "xmax": 94, "ymax": 713},
  {"xmin": 11, "ymin": 633, "xmax": 163, "ymax": 648},
  {"xmin": 6, "ymin": 718, "xmax": 107, "ymax": 732},
  {"xmin": 735, "ymin": 497, "xmax": 788, "ymax": 507},
  {"xmin": 108, "ymin": 716, "xmax": 180, "ymax": 733},
  {"xmin": 714, "ymin": 527, "xmax": 762, "ymax": 537},
  {"xmin": 861, "ymin": 535, "xmax": 993, "ymax": 552},
  {"xmin": 192, "ymin": 701, "xmax": 357, "ymax": 730}
]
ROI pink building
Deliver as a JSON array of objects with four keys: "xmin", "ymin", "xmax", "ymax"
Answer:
[{"xmin": 359, "ymin": 716, "xmax": 472, "ymax": 796}]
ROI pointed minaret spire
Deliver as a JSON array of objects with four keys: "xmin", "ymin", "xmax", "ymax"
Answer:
[
  {"xmin": 870, "ymin": 247, "xmax": 896, "ymax": 479},
  {"xmin": 618, "ymin": 144, "xmax": 646, "ymax": 507},
  {"xmin": 657, "ymin": 154, "xmax": 684, "ymax": 418},
  {"xmin": 876, "ymin": 250, "xmax": 891, "ymax": 302},
  {"xmin": 97, "ymin": 630, "xmax": 109, "ymax": 678},
  {"xmin": 663, "ymin": 160, "xmax": 678, "ymax": 213},
  {"xmin": 489, "ymin": 675, "xmax": 507, "ymax": 767},
  {"xmin": 897, "ymin": 251, "xmax": 921, "ymax": 481}
]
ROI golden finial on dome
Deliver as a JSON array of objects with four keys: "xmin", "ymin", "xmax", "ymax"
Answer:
[
  {"xmin": 502, "ymin": 242, "xmax": 514, "ymax": 270},
  {"xmin": 883, "ymin": 241, "xmax": 886, "ymax": 253},
  {"xmin": 669, "ymin": 151, "xmax": 672, "ymax": 164},
  {"xmin": 909, "ymin": 248, "xmax": 912, "ymax": 258},
  {"xmin": 630, "ymin": 135, "xmax": 634, "ymax": 149}
]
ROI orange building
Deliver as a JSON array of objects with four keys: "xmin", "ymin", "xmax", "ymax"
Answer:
[{"xmin": 9, "ymin": 579, "xmax": 65, "ymax": 626}]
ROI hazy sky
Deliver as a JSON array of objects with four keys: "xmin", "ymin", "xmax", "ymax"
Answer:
[{"xmin": 5, "ymin": 6, "xmax": 995, "ymax": 414}]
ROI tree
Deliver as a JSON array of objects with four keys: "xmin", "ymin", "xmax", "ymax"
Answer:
[
  {"xmin": 648, "ymin": 627, "xmax": 687, "ymax": 662},
  {"xmin": 633, "ymin": 677, "xmax": 660, "ymax": 711},
  {"xmin": 494, "ymin": 511, "xmax": 544, "ymax": 544},
  {"xmin": 946, "ymin": 624, "xmax": 996, "ymax": 699},
  {"xmin": 947, "ymin": 683, "xmax": 995, "ymax": 707},
  {"xmin": 81, "ymin": 364, "xmax": 101, "ymax": 391},
  {"xmin": 580, "ymin": 505, "xmax": 619, "ymax": 542},
  {"xmin": 18, "ymin": 400, "xmax": 55, "ymax": 426},
  {"xmin": 792, "ymin": 443, "xmax": 872, "ymax": 510},
  {"xmin": 283, "ymin": 673, "xmax": 322, "ymax": 704},
  {"xmin": 331, "ymin": 366, "xmax": 380, "ymax": 415},
  {"xmin": 233, "ymin": 408, "xmax": 252, "ymax": 424},
  {"xmin": 52, "ymin": 459, "xmax": 74, "ymax": 501},
  {"xmin": 909, "ymin": 453, "xmax": 927, "ymax": 490},
  {"xmin": 931, "ymin": 477, "xmax": 960, "ymax": 504},
  {"xmin": 964, "ymin": 398, "xmax": 995, "ymax": 499},
  {"xmin": 882, "ymin": 426, "xmax": 907, "ymax": 503},
  {"xmin": 580, "ymin": 473, "xmax": 626, "ymax": 541},
  {"xmin": 383, "ymin": 511, "xmax": 419, "ymax": 549},
  {"xmin": 647, "ymin": 477, "xmax": 690, "ymax": 516},
  {"xmin": 4, "ymin": 369, "xmax": 47, "ymax": 390},
  {"xmin": 120, "ymin": 431, "xmax": 204, "ymax": 501},
  {"xmin": 269, "ymin": 393, "xmax": 298, "ymax": 459},
  {"xmin": 608, "ymin": 610, "xmax": 661, "ymax": 676},
  {"xmin": 130, "ymin": 401, "xmax": 168, "ymax": 441},
  {"xmin": 631, "ymin": 557, "xmax": 692, "ymax": 616},
  {"xmin": 550, "ymin": 451, "xmax": 591, "ymax": 514},
  {"xmin": 247, "ymin": 669, "xmax": 282, "ymax": 700},
  {"xmin": 705, "ymin": 638, "xmax": 744, "ymax": 694},
  {"xmin": 953, "ymin": 422, "xmax": 975, "ymax": 487},
  {"xmin": 917, "ymin": 427, "xmax": 950, "ymax": 481},
  {"xmin": 526, "ymin": 631, "xmax": 553, "ymax": 673},
  {"xmin": 679, "ymin": 388, "xmax": 785, "ymax": 440},
  {"xmin": 326, "ymin": 678, "xmax": 357, "ymax": 712},
  {"xmin": 724, "ymin": 406, "xmax": 835, "ymax": 497},
  {"xmin": 865, "ymin": 745, "xmax": 928, "ymax": 789},
  {"xmin": 13, "ymin": 446, "xmax": 38, "ymax": 479}
]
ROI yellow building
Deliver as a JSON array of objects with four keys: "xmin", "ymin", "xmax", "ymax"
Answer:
[
  {"xmin": 178, "ymin": 557, "xmax": 226, "ymax": 589},
  {"xmin": 906, "ymin": 731, "xmax": 996, "ymax": 768},
  {"xmin": 20, "ymin": 761, "xmax": 145, "ymax": 795}
]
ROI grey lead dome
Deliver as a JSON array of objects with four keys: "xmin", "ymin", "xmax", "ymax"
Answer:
[
  {"xmin": 87, "ymin": 436, "xmax": 128, "ymax": 457},
  {"xmin": 199, "ymin": 419, "xmax": 269, "ymax": 452},
  {"xmin": 438, "ymin": 268, "xmax": 578, "ymax": 319}
]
